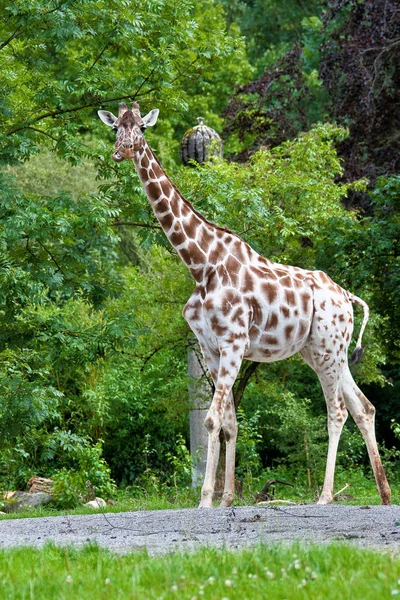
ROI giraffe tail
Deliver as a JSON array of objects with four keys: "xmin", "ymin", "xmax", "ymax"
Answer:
[{"xmin": 348, "ymin": 292, "xmax": 370, "ymax": 365}]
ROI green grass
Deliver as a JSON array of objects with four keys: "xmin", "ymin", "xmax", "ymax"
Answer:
[
  {"xmin": 1, "ymin": 472, "xmax": 399, "ymax": 521},
  {"xmin": 0, "ymin": 487, "xmax": 199, "ymax": 520},
  {"xmin": 0, "ymin": 543, "xmax": 399, "ymax": 599}
]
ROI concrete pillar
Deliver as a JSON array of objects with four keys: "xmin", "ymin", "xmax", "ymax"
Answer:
[{"xmin": 188, "ymin": 342, "xmax": 215, "ymax": 487}]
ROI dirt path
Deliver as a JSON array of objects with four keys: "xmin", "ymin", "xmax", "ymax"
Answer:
[{"xmin": 0, "ymin": 505, "xmax": 399, "ymax": 555}]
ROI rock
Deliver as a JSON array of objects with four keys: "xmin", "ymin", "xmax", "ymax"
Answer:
[
  {"xmin": 2, "ymin": 492, "xmax": 53, "ymax": 513},
  {"xmin": 83, "ymin": 497, "xmax": 106, "ymax": 509},
  {"xmin": 27, "ymin": 477, "xmax": 54, "ymax": 494},
  {"xmin": 3, "ymin": 491, "xmax": 15, "ymax": 501}
]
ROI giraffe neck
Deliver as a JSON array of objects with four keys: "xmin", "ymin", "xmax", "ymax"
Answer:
[{"xmin": 132, "ymin": 143, "xmax": 245, "ymax": 283}]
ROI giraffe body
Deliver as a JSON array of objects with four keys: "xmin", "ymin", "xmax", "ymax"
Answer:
[{"xmin": 98, "ymin": 103, "xmax": 391, "ymax": 508}]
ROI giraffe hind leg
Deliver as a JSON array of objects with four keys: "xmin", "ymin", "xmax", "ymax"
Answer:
[
  {"xmin": 300, "ymin": 346, "xmax": 348, "ymax": 504},
  {"xmin": 316, "ymin": 376, "xmax": 348, "ymax": 504},
  {"xmin": 341, "ymin": 367, "xmax": 391, "ymax": 505}
]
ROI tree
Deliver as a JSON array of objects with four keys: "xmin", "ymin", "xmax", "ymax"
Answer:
[
  {"xmin": 220, "ymin": 0, "xmax": 321, "ymax": 72},
  {"xmin": 0, "ymin": 0, "xmax": 249, "ymax": 166},
  {"xmin": 1, "ymin": 0, "xmax": 398, "ymax": 498},
  {"xmin": 0, "ymin": 0, "xmax": 250, "ymax": 494},
  {"xmin": 224, "ymin": 0, "xmax": 400, "ymax": 207},
  {"xmin": 320, "ymin": 0, "xmax": 400, "ymax": 200},
  {"xmin": 221, "ymin": 9, "xmax": 329, "ymax": 161}
]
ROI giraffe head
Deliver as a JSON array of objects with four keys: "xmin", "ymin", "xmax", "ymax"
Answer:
[{"xmin": 98, "ymin": 102, "xmax": 159, "ymax": 162}]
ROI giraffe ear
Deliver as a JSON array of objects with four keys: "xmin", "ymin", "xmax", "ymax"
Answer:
[
  {"xmin": 98, "ymin": 110, "xmax": 118, "ymax": 127},
  {"xmin": 142, "ymin": 109, "xmax": 159, "ymax": 128}
]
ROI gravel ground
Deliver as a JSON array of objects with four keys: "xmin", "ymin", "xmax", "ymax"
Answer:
[{"xmin": 0, "ymin": 505, "xmax": 399, "ymax": 555}]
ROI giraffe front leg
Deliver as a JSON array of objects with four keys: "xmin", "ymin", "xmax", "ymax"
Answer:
[
  {"xmin": 220, "ymin": 393, "xmax": 237, "ymax": 508},
  {"xmin": 199, "ymin": 397, "xmax": 223, "ymax": 508},
  {"xmin": 199, "ymin": 346, "xmax": 245, "ymax": 508},
  {"xmin": 201, "ymin": 384, "xmax": 236, "ymax": 508}
]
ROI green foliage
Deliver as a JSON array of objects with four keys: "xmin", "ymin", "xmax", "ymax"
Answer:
[
  {"xmin": 222, "ymin": 15, "xmax": 330, "ymax": 159},
  {"xmin": 221, "ymin": 0, "xmax": 321, "ymax": 73},
  {"xmin": 1, "ymin": 0, "xmax": 398, "ymax": 499},
  {"xmin": 52, "ymin": 439, "xmax": 116, "ymax": 508},
  {"xmin": 178, "ymin": 123, "xmax": 356, "ymax": 265},
  {"xmin": 166, "ymin": 434, "xmax": 193, "ymax": 489},
  {"xmin": 5, "ymin": 149, "xmax": 99, "ymax": 200},
  {"xmin": 380, "ymin": 421, "xmax": 400, "ymax": 479},
  {"xmin": 392, "ymin": 420, "xmax": 400, "ymax": 441},
  {"xmin": 329, "ymin": 177, "xmax": 399, "ymax": 358},
  {"xmin": 90, "ymin": 248, "xmax": 192, "ymax": 485},
  {"xmin": 0, "ymin": 166, "xmax": 132, "ymax": 494},
  {"xmin": 235, "ymin": 407, "xmax": 263, "ymax": 481},
  {"xmin": 0, "ymin": 0, "xmax": 250, "ymax": 167},
  {"xmin": 241, "ymin": 368, "xmax": 327, "ymax": 494},
  {"xmin": 318, "ymin": 0, "xmax": 400, "ymax": 186}
]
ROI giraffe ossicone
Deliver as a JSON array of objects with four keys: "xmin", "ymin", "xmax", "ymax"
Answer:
[{"xmin": 98, "ymin": 102, "xmax": 391, "ymax": 507}]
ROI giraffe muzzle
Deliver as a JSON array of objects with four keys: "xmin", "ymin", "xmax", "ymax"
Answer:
[
  {"xmin": 112, "ymin": 151, "xmax": 125, "ymax": 162},
  {"xmin": 113, "ymin": 143, "xmax": 135, "ymax": 161}
]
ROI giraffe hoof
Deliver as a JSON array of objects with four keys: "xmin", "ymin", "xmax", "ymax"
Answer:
[
  {"xmin": 316, "ymin": 493, "xmax": 333, "ymax": 505},
  {"xmin": 220, "ymin": 492, "xmax": 234, "ymax": 508}
]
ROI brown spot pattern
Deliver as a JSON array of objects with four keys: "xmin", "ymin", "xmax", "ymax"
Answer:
[
  {"xmin": 155, "ymin": 197, "xmax": 169, "ymax": 214},
  {"xmin": 170, "ymin": 197, "xmax": 181, "ymax": 218},
  {"xmin": 187, "ymin": 241, "xmax": 206, "ymax": 265},
  {"xmin": 243, "ymin": 270, "xmax": 254, "ymax": 293},
  {"xmin": 261, "ymin": 334, "xmax": 279, "ymax": 345},
  {"xmin": 285, "ymin": 325, "xmax": 294, "ymax": 340},
  {"xmin": 169, "ymin": 230, "xmax": 186, "ymax": 246},
  {"xmin": 147, "ymin": 181, "xmax": 161, "ymax": 200},
  {"xmin": 284, "ymin": 289, "xmax": 296, "ymax": 306},
  {"xmin": 301, "ymin": 293, "xmax": 311, "ymax": 314},
  {"xmin": 160, "ymin": 180, "xmax": 171, "ymax": 196},
  {"xmin": 281, "ymin": 276, "xmax": 292, "ymax": 288},
  {"xmin": 232, "ymin": 307, "xmax": 246, "ymax": 327},
  {"xmin": 225, "ymin": 255, "xmax": 241, "ymax": 276},
  {"xmin": 299, "ymin": 321, "xmax": 308, "ymax": 338},
  {"xmin": 280, "ymin": 306, "xmax": 290, "ymax": 318},
  {"xmin": 209, "ymin": 242, "xmax": 225, "ymax": 264},
  {"xmin": 225, "ymin": 289, "xmax": 241, "ymax": 305},
  {"xmin": 181, "ymin": 203, "xmax": 191, "ymax": 217},
  {"xmin": 159, "ymin": 212, "xmax": 174, "ymax": 230},
  {"xmin": 266, "ymin": 312, "xmax": 278, "ymax": 329},
  {"xmin": 199, "ymin": 226, "xmax": 214, "ymax": 249},
  {"xmin": 210, "ymin": 315, "xmax": 228, "ymax": 336},
  {"xmin": 262, "ymin": 282, "xmax": 278, "ymax": 304},
  {"xmin": 233, "ymin": 241, "xmax": 247, "ymax": 263}
]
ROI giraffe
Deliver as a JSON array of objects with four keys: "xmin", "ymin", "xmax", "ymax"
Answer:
[{"xmin": 98, "ymin": 102, "xmax": 391, "ymax": 508}]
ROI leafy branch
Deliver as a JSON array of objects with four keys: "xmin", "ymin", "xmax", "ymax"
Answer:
[
  {"xmin": 36, "ymin": 240, "xmax": 65, "ymax": 275},
  {"xmin": 0, "ymin": 25, "xmax": 22, "ymax": 51},
  {"xmin": 111, "ymin": 221, "xmax": 162, "ymax": 231}
]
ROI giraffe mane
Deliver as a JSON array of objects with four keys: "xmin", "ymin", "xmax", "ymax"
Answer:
[{"xmin": 150, "ymin": 150, "xmax": 238, "ymax": 238}]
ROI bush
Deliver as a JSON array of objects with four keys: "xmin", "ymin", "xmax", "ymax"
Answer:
[{"xmin": 51, "ymin": 438, "xmax": 116, "ymax": 508}]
